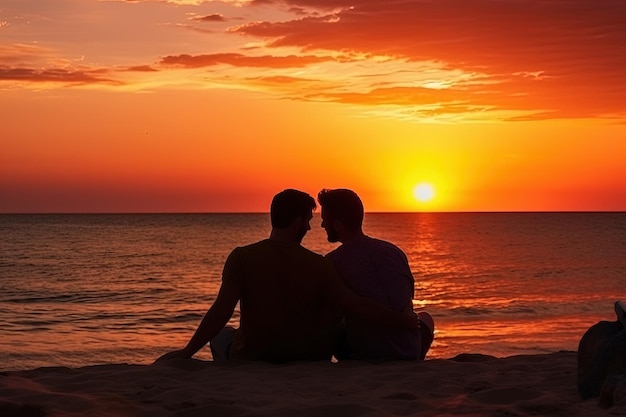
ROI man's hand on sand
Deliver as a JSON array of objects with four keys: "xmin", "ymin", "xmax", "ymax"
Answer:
[{"xmin": 154, "ymin": 349, "xmax": 189, "ymax": 364}]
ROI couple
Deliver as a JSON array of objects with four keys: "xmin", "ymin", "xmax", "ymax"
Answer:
[{"xmin": 156, "ymin": 188, "xmax": 434, "ymax": 364}]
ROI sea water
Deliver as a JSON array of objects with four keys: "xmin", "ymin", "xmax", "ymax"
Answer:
[{"xmin": 1, "ymin": 213, "xmax": 625, "ymax": 370}]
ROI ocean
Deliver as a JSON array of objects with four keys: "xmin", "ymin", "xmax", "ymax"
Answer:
[{"xmin": 1, "ymin": 213, "xmax": 625, "ymax": 371}]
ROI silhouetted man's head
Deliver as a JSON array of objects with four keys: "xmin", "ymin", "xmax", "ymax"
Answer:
[
  {"xmin": 317, "ymin": 189, "xmax": 364, "ymax": 243},
  {"xmin": 271, "ymin": 189, "xmax": 316, "ymax": 240}
]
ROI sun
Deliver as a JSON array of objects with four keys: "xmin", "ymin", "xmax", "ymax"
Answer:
[{"xmin": 413, "ymin": 183, "xmax": 435, "ymax": 203}]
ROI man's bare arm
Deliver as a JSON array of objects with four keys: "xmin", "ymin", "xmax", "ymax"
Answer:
[{"xmin": 155, "ymin": 278, "xmax": 240, "ymax": 362}]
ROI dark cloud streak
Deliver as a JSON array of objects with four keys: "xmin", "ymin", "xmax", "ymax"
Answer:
[
  {"xmin": 0, "ymin": 66, "xmax": 122, "ymax": 85},
  {"xmin": 160, "ymin": 52, "xmax": 334, "ymax": 68},
  {"xmin": 125, "ymin": 65, "xmax": 158, "ymax": 72},
  {"xmin": 192, "ymin": 14, "xmax": 226, "ymax": 22}
]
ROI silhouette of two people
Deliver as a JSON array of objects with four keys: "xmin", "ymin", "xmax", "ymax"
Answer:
[{"xmin": 156, "ymin": 188, "xmax": 432, "ymax": 364}]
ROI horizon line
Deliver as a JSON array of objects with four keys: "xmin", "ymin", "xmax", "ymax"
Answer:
[{"xmin": 1, "ymin": 210, "xmax": 625, "ymax": 215}]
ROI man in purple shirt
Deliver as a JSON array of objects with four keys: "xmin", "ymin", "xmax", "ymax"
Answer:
[{"xmin": 318, "ymin": 188, "xmax": 434, "ymax": 361}]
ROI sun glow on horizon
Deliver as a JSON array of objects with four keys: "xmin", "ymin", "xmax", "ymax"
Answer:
[{"xmin": 413, "ymin": 183, "xmax": 436, "ymax": 203}]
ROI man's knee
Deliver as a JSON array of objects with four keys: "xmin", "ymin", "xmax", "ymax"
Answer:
[
  {"xmin": 210, "ymin": 326, "xmax": 237, "ymax": 361},
  {"xmin": 418, "ymin": 312, "xmax": 434, "ymax": 360}
]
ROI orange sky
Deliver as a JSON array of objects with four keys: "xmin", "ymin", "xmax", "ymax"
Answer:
[{"xmin": 1, "ymin": 0, "xmax": 625, "ymax": 212}]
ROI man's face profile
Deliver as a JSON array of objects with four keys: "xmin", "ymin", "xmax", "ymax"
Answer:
[{"xmin": 320, "ymin": 208, "xmax": 340, "ymax": 243}]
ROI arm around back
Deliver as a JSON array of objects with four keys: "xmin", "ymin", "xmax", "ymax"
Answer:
[{"xmin": 322, "ymin": 261, "xmax": 419, "ymax": 331}]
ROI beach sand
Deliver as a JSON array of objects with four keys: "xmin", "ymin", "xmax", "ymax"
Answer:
[{"xmin": 1, "ymin": 351, "xmax": 624, "ymax": 417}]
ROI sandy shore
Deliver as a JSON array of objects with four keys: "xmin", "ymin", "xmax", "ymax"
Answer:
[{"xmin": 1, "ymin": 351, "xmax": 624, "ymax": 417}]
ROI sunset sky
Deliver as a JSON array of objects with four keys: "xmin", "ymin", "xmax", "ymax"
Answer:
[{"xmin": 1, "ymin": 0, "xmax": 625, "ymax": 212}]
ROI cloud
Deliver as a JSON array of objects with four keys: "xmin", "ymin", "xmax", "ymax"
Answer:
[
  {"xmin": 0, "ymin": 43, "xmax": 131, "ymax": 88},
  {"xmin": 160, "ymin": 52, "xmax": 334, "ymax": 68},
  {"xmin": 191, "ymin": 13, "xmax": 226, "ymax": 22},
  {"xmin": 101, "ymin": 0, "xmax": 250, "ymax": 4},
  {"xmin": 5, "ymin": 0, "xmax": 624, "ymax": 121},
  {"xmin": 156, "ymin": 48, "xmax": 545, "ymax": 121},
  {"xmin": 0, "ymin": 44, "xmax": 52, "ymax": 65},
  {"xmin": 0, "ymin": 66, "xmax": 122, "ymax": 85},
  {"xmin": 125, "ymin": 65, "xmax": 159, "ymax": 72},
  {"xmin": 228, "ymin": 0, "xmax": 626, "ymax": 121}
]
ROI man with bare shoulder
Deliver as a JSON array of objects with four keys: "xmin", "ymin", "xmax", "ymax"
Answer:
[
  {"xmin": 156, "ymin": 189, "xmax": 418, "ymax": 363},
  {"xmin": 318, "ymin": 188, "xmax": 434, "ymax": 361}
]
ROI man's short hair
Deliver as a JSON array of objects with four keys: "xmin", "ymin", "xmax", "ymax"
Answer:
[
  {"xmin": 270, "ymin": 189, "xmax": 316, "ymax": 229},
  {"xmin": 317, "ymin": 188, "xmax": 364, "ymax": 231}
]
